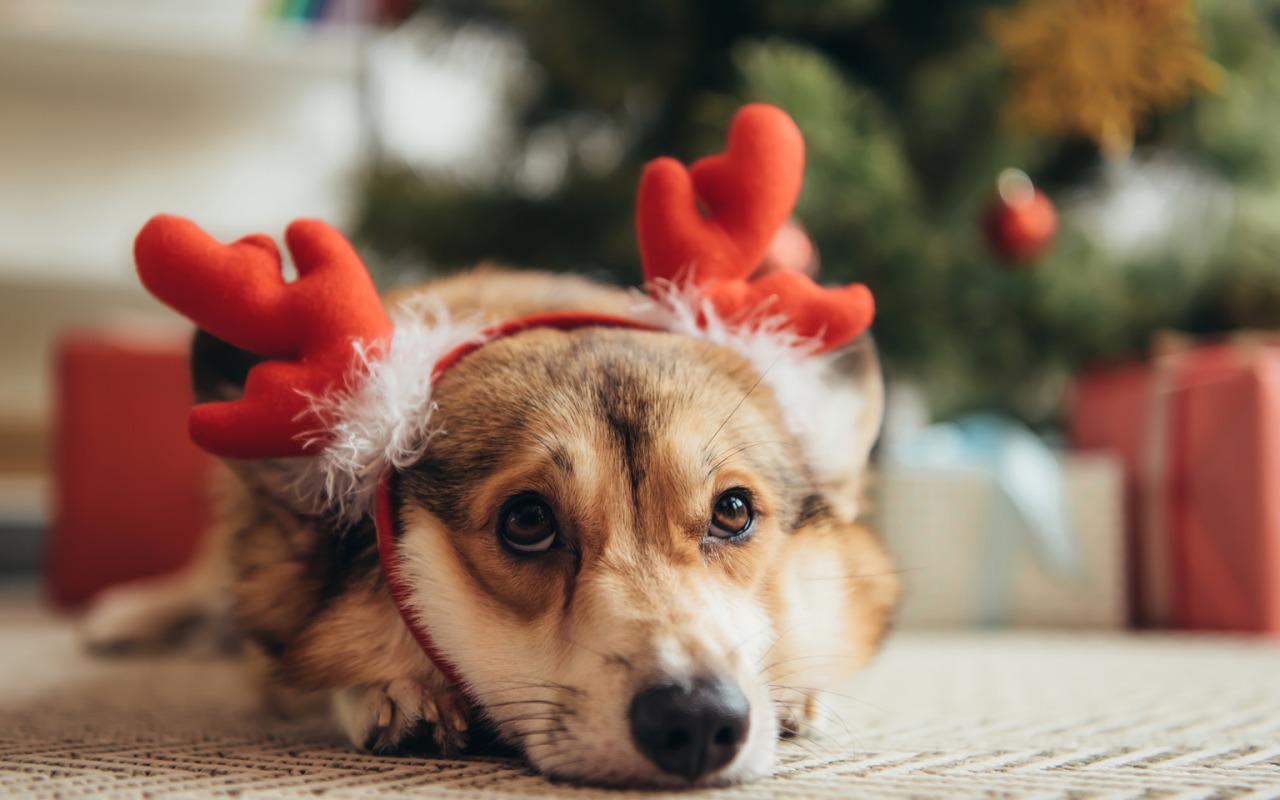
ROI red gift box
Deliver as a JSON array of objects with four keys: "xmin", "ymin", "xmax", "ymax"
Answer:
[
  {"xmin": 1069, "ymin": 339, "xmax": 1280, "ymax": 633},
  {"xmin": 46, "ymin": 328, "xmax": 214, "ymax": 611},
  {"xmin": 1068, "ymin": 362, "xmax": 1153, "ymax": 626}
]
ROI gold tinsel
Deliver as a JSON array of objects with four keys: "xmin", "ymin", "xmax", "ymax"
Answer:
[{"xmin": 988, "ymin": 0, "xmax": 1221, "ymax": 158}]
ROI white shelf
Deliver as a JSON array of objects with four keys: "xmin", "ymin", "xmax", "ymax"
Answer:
[
  {"xmin": 0, "ymin": 7, "xmax": 369, "ymax": 287},
  {"xmin": 0, "ymin": 5, "xmax": 372, "ymax": 432},
  {"xmin": 0, "ymin": 475, "xmax": 47, "ymax": 528},
  {"xmin": 0, "ymin": 12, "xmax": 368, "ymax": 93}
]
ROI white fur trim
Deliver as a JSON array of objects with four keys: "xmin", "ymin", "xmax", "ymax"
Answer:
[
  {"xmin": 292, "ymin": 296, "xmax": 487, "ymax": 522},
  {"xmin": 288, "ymin": 282, "xmax": 870, "ymax": 522}
]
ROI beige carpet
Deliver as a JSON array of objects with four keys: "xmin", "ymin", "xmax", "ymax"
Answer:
[{"xmin": 3, "ymin": 595, "xmax": 1280, "ymax": 798}]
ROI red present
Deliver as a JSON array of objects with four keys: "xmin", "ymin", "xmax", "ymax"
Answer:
[
  {"xmin": 1067, "ymin": 362, "xmax": 1153, "ymax": 626},
  {"xmin": 1070, "ymin": 338, "xmax": 1280, "ymax": 633},
  {"xmin": 46, "ymin": 327, "xmax": 214, "ymax": 611}
]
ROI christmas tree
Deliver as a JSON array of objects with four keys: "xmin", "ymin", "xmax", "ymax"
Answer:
[{"xmin": 355, "ymin": 0, "xmax": 1280, "ymax": 425}]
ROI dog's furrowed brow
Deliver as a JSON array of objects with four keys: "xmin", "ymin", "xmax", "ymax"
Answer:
[
  {"xmin": 539, "ymin": 441, "xmax": 575, "ymax": 478},
  {"xmin": 597, "ymin": 393, "xmax": 651, "ymax": 505},
  {"xmin": 703, "ymin": 440, "xmax": 789, "ymax": 478},
  {"xmin": 701, "ymin": 355, "xmax": 777, "ymax": 455}
]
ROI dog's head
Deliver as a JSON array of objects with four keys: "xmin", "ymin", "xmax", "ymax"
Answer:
[{"xmin": 383, "ymin": 322, "xmax": 895, "ymax": 786}]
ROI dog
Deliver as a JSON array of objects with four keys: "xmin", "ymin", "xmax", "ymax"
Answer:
[
  {"xmin": 85, "ymin": 101, "xmax": 899, "ymax": 786},
  {"xmin": 83, "ymin": 264, "xmax": 898, "ymax": 787}
]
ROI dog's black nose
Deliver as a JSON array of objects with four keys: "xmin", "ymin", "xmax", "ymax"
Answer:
[{"xmin": 628, "ymin": 677, "xmax": 751, "ymax": 781}]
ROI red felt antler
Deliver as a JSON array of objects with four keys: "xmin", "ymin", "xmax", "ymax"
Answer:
[
  {"xmin": 135, "ymin": 215, "xmax": 393, "ymax": 459},
  {"xmin": 636, "ymin": 104, "xmax": 874, "ymax": 352}
]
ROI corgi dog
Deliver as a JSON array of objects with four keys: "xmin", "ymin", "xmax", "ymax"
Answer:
[{"xmin": 83, "ymin": 105, "xmax": 899, "ymax": 788}]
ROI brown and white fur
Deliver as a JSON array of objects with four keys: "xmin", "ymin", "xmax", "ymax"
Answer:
[{"xmin": 84, "ymin": 268, "xmax": 899, "ymax": 788}]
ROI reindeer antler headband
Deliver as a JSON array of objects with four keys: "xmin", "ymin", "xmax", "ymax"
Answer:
[
  {"xmin": 135, "ymin": 105, "xmax": 874, "ymax": 692},
  {"xmin": 637, "ymin": 105, "xmax": 872, "ymax": 345},
  {"xmin": 137, "ymin": 105, "xmax": 874, "ymax": 506}
]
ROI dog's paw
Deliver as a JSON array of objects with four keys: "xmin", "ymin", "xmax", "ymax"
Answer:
[
  {"xmin": 773, "ymin": 688, "xmax": 816, "ymax": 739},
  {"xmin": 334, "ymin": 676, "xmax": 470, "ymax": 756},
  {"xmin": 81, "ymin": 573, "xmax": 236, "ymax": 656},
  {"xmin": 82, "ymin": 585, "xmax": 167, "ymax": 654},
  {"xmin": 82, "ymin": 580, "xmax": 209, "ymax": 654}
]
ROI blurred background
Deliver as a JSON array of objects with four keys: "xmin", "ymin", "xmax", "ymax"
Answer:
[{"xmin": 2, "ymin": 0, "xmax": 1278, "ymax": 635}]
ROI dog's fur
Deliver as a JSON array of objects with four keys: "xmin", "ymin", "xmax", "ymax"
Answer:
[{"xmin": 84, "ymin": 268, "xmax": 899, "ymax": 787}]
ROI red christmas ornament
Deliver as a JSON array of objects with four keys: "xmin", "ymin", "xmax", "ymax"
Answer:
[
  {"xmin": 983, "ymin": 168, "xmax": 1058, "ymax": 265},
  {"xmin": 752, "ymin": 218, "xmax": 819, "ymax": 280}
]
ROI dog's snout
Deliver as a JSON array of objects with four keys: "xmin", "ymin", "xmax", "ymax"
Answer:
[{"xmin": 627, "ymin": 677, "xmax": 750, "ymax": 782}]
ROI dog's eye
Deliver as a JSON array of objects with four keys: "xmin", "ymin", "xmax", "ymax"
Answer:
[
  {"xmin": 499, "ymin": 494, "xmax": 558, "ymax": 553},
  {"xmin": 708, "ymin": 489, "xmax": 754, "ymax": 540}
]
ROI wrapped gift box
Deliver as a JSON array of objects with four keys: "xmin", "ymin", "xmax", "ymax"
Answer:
[
  {"xmin": 46, "ymin": 327, "xmax": 214, "ymax": 610},
  {"xmin": 1068, "ymin": 363, "xmax": 1153, "ymax": 625},
  {"xmin": 1070, "ymin": 338, "xmax": 1280, "ymax": 633},
  {"xmin": 873, "ymin": 454, "xmax": 1126, "ymax": 629}
]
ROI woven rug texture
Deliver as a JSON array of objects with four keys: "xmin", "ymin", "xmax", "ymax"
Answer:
[{"xmin": 3, "ymin": 601, "xmax": 1280, "ymax": 799}]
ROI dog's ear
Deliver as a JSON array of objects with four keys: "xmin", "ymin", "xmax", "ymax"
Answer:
[
  {"xmin": 190, "ymin": 328, "xmax": 264, "ymax": 404},
  {"xmin": 762, "ymin": 336, "xmax": 892, "ymax": 730},
  {"xmin": 785, "ymin": 332, "xmax": 884, "ymax": 520},
  {"xmin": 189, "ymin": 329, "xmax": 328, "ymax": 518},
  {"xmin": 764, "ymin": 502, "xmax": 899, "ymax": 729}
]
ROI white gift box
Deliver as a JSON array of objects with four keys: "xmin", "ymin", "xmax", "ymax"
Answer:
[{"xmin": 872, "ymin": 454, "xmax": 1126, "ymax": 629}]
